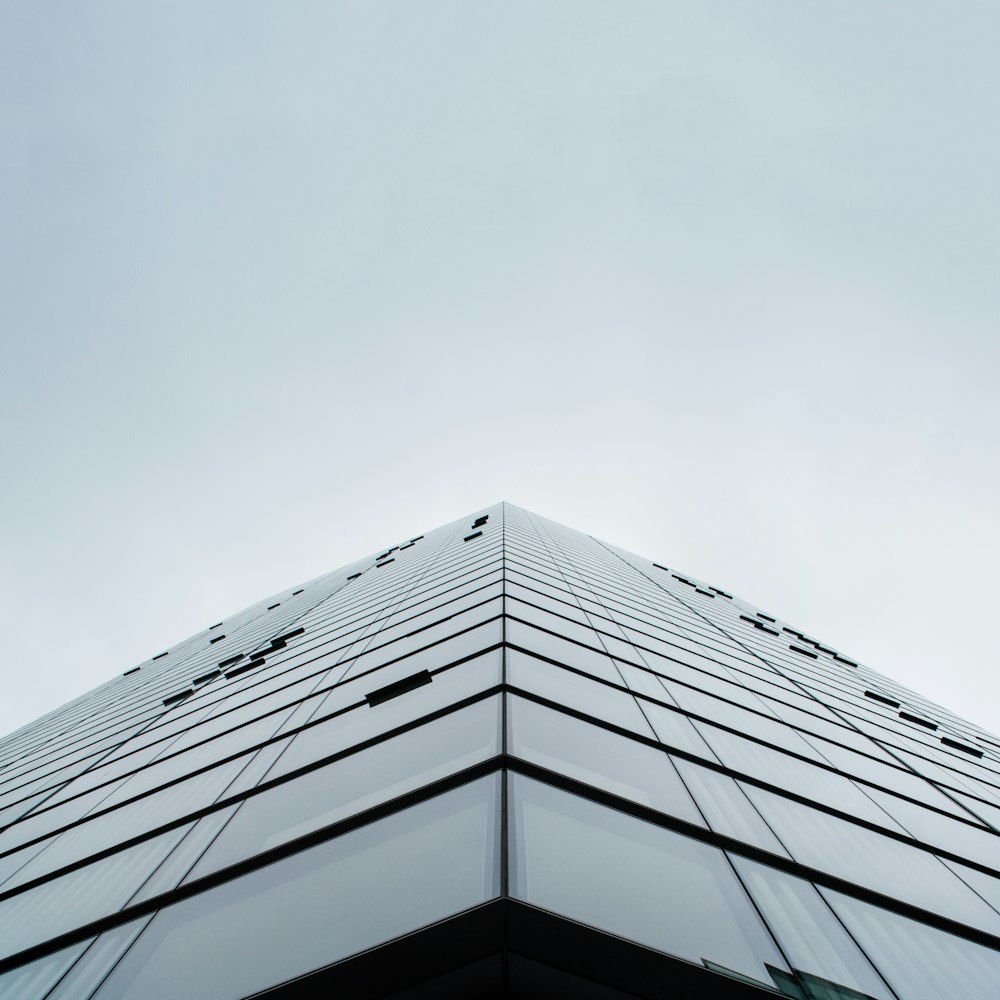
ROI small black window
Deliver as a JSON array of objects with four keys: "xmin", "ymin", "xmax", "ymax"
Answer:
[
  {"xmin": 209, "ymin": 622, "xmax": 223, "ymax": 630},
  {"xmin": 756, "ymin": 612, "xmax": 776, "ymax": 623},
  {"xmin": 123, "ymin": 666, "xmax": 141, "ymax": 676},
  {"xmin": 463, "ymin": 531, "xmax": 483, "ymax": 542},
  {"xmin": 193, "ymin": 669, "xmax": 221, "ymax": 686},
  {"xmin": 218, "ymin": 653, "xmax": 244, "ymax": 669},
  {"xmin": 268, "ymin": 603, "xmax": 280, "ymax": 610},
  {"xmin": 941, "ymin": 737, "xmax": 983, "ymax": 758},
  {"xmin": 292, "ymin": 589, "xmax": 304, "ymax": 595},
  {"xmin": 695, "ymin": 588, "xmax": 715, "ymax": 598},
  {"xmin": 899, "ymin": 711, "xmax": 937, "ymax": 731},
  {"xmin": 273, "ymin": 627, "xmax": 305, "ymax": 643},
  {"xmin": 152, "ymin": 651, "xmax": 169, "ymax": 660},
  {"xmin": 366, "ymin": 670, "xmax": 433, "ymax": 706},
  {"xmin": 347, "ymin": 572, "xmax": 362, "ymax": 581},
  {"xmin": 833, "ymin": 654, "xmax": 858, "ymax": 667},
  {"xmin": 162, "ymin": 690, "xmax": 191, "ymax": 707},
  {"xmin": 376, "ymin": 558, "xmax": 395, "ymax": 567},
  {"xmin": 789, "ymin": 645, "xmax": 818, "ymax": 660},
  {"xmin": 209, "ymin": 634, "xmax": 226, "ymax": 644},
  {"xmin": 864, "ymin": 690, "xmax": 901, "ymax": 709}
]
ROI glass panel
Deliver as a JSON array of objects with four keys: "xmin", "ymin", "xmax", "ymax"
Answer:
[
  {"xmin": 824, "ymin": 888, "xmax": 1000, "ymax": 999},
  {"xmin": 0, "ymin": 937, "xmax": 90, "ymax": 1000},
  {"xmin": 268, "ymin": 649, "xmax": 501, "ymax": 780},
  {"xmin": 506, "ymin": 649, "xmax": 653, "ymax": 737},
  {"xmin": 508, "ymin": 774, "xmax": 789, "ymax": 989},
  {"xmin": 93, "ymin": 775, "xmax": 500, "ymax": 1000},
  {"xmin": 699, "ymin": 727, "xmax": 907, "ymax": 833},
  {"xmin": 0, "ymin": 824, "xmax": 192, "ymax": 963},
  {"xmin": 506, "ymin": 620, "xmax": 624, "ymax": 684},
  {"xmin": 673, "ymin": 758, "xmax": 791, "ymax": 858},
  {"xmin": 185, "ymin": 696, "xmax": 501, "ymax": 881},
  {"xmin": 732, "ymin": 857, "xmax": 895, "ymax": 999},
  {"xmin": 743, "ymin": 784, "xmax": 1000, "ymax": 935},
  {"xmin": 47, "ymin": 916, "xmax": 153, "ymax": 999},
  {"xmin": 508, "ymin": 696, "xmax": 704, "ymax": 826}
]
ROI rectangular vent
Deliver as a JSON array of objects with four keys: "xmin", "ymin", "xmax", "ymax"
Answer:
[
  {"xmin": 834, "ymin": 655, "xmax": 858, "ymax": 667},
  {"xmin": 209, "ymin": 622, "xmax": 223, "ymax": 630},
  {"xmin": 899, "ymin": 711, "xmax": 938, "ymax": 730},
  {"xmin": 754, "ymin": 623, "xmax": 779, "ymax": 636},
  {"xmin": 376, "ymin": 558, "xmax": 395, "ymax": 567},
  {"xmin": 292, "ymin": 589, "xmax": 304, "ymax": 595},
  {"xmin": 209, "ymin": 634, "xmax": 226, "ymax": 644},
  {"xmin": 162, "ymin": 690, "xmax": 191, "ymax": 707},
  {"xmin": 400, "ymin": 542, "xmax": 414, "ymax": 549},
  {"xmin": 756, "ymin": 613, "xmax": 776, "ymax": 623},
  {"xmin": 409, "ymin": 536, "xmax": 424, "ymax": 543},
  {"xmin": 268, "ymin": 639, "xmax": 286, "ymax": 651},
  {"xmin": 671, "ymin": 575, "xmax": 694, "ymax": 586},
  {"xmin": 152, "ymin": 651, "xmax": 169, "ymax": 660},
  {"xmin": 123, "ymin": 666, "xmax": 141, "ymax": 676},
  {"xmin": 464, "ymin": 531, "xmax": 483, "ymax": 542},
  {"xmin": 366, "ymin": 670, "xmax": 433, "ymax": 707},
  {"xmin": 472, "ymin": 515, "xmax": 489, "ymax": 526},
  {"xmin": 815, "ymin": 645, "xmax": 836, "ymax": 656},
  {"xmin": 865, "ymin": 690, "xmax": 901, "ymax": 709},
  {"xmin": 653, "ymin": 563, "xmax": 669, "ymax": 571},
  {"xmin": 941, "ymin": 737, "xmax": 984, "ymax": 758},
  {"xmin": 739, "ymin": 615, "xmax": 759, "ymax": 625},
  {"xmin": 225, "ymin": 661, "xmax": 261, "ymax": 679},
  {"xmin": 695, "ymin": 589, "xmax": 715, "ymax": 598},
  {"xmin": 347, "ymin": 572, "xmax": 362, "ymax": 581},
  {"xmin": 193, "ymin": 670, "xmax": 221, "ymax": 686},
  {"xmin": 782, "ymin": 627, "xmax": 800, "ymax": 636},
  {"xmin": 268, "ymin": 603, "xmax": 280, "ymax": 610},
  {"xmin": 790, "ymin": 645, "xmax": 819, "ymax": 660},
  {"xmin": 273, "ymin": 628, "xmax": 305, "ymax": 643},
  {"xmin": 709, "ymin": 587, "xmax": 733, "ymax": 598},
  {"xmin": 218, "ymin": 654, "xmax": 244, "ymax": 669}
]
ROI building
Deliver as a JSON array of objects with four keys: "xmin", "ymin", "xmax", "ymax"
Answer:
[{"xmin": 1, "ymin": 502, "xmax": 999, "ymax": 998}]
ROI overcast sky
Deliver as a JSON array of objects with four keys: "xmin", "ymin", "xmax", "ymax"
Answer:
[{"xmin": 1, "ymin": 2, "xmax": 998, "ymax": 740}]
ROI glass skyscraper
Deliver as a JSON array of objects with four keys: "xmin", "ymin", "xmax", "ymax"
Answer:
[{"xmin": 1, "ymin": 503, "xmax": 998, "ymax": 998}]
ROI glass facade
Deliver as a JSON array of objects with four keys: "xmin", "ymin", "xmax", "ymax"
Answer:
[{"xmin": 0, "ymin": 503, "xmax": 998, "ymax": 998}]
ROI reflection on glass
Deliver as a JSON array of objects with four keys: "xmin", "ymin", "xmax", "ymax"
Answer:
[
  {"xmin": 673, "ymin": 759, "xmax": 791, "ymax": 858},
  {"xmin": 93, "ymin": 776, "xmax": 501, "ymax": 1000},
  {"xmin": 186, "ymin": 696, "xmax": 501, "ymax": 881},
  {"xmin": 732, "ymin": 857, "xmax": 894, "ymax": 999},
  {"xmin": 0, "ymin": 825, "xmax": 191, "ymax": 962},
  {"xmin": 0, "ymin": 936, "xmax": 90, "ymax": 1000},
  {"xmin": 824, "ymin": 888, "xmax": 1000, "ymax": 999},
  {"xmin": 506, "ymin": 649, "xmax": 653, "ymax": 736},
  {"xmin": 743, "ymin": 784, "xmax": 1000, "ymax": 935},
  {"xmin": 508, "ymin": 774, "xmax": 788, "ymax": 988},
  {"xmin": 508, "ymin": 696, "xmax": 704, "ymax": 826}
]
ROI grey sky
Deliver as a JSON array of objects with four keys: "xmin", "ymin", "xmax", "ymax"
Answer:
[{"xmin": 1, "ymin": 3, "xmax": 998, "ymax": 739}]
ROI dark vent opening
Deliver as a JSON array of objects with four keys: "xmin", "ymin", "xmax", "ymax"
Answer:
[
  {"xmin": 695, "ymin": 589, "xmax": 715, "ymax": 598},
  {"xmin": 268, "ymin": 603, "xmax": 281, "ymax": 610},
  {"xmin": 218, "ymin": 654, "xmax": 244, "ymax": 669},
  {"xmin": 225, "ymin": 661, "xmax": 261, "ymax": 679},
  {"xmin": 653, "ymin": 563, "xmax": 669, "ymax": 571},
  {"xmin": 162, "ymin": 690, "xmax": 191, "ymax": 707},
  {"xmin": 152, "ymin": 651, "xmax": 169, "ymax": 661},
  {"xmin": 274, "ymin": 628, "xmax": 305, "ymax": 643},
  {"xmin": 209, "ymin": 634, "xmax": 226, "ymax": 644},
  {"xmin": 193, "ymin": 670, "xmax": 221, "ymax": 686},
  {"xmin": 864, "ymin": 690, "xmax": 901, "ymax": 709},
  {"xmin": 292, "ymin": 589, "xmax": 304, "ymax": 595},
  {"xmin": 789, "ymin": 645, "xmax": 818, "ymax": 660},
  {"xmin": 941, "ymin": 737, "xmax": 984, "ymax": 758},
  {"xmin": 347, "ymin": 572, "xmax": 362, "ymax": 581},
  {"xmin": 464, "ymin": 532, "xmax": 483, "ymax": 542},
  {"xmin": 377, "ymin": 558, "xmax": 395, "ymax": 567},
  {"xmin": 366, "ymin": 670, "xmax": 433, "ymax": 707},
  {"xmin": 833, "ymin": 655, "xmax": 858, "ymax": 667},
  {"xmin": 899, "ymin": 711, "xmax": 938, "ymax": 731},
  {"xmin": 123, "ymin": 666, "xmax": 141, "ymax": 676},
  {"xmin": 756, "ymin": 613, "xmax": 776, "ymax": 623},
  {"xmin": 209, "ymin": 622, "xmax": 223, "ymax": 630}
]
